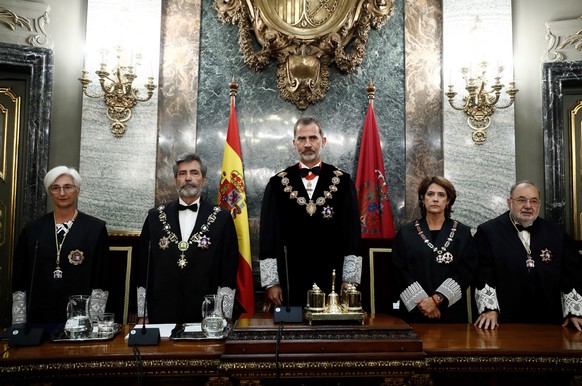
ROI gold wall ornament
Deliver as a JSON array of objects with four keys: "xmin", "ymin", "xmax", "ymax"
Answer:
[
  {"xmin": 214, "ymin": 0, "xmax": 394, "ymax": 109},
  {"xmin": 79, "ymin": 52, "xmax": 156, "ymax": 138},
  {"xmin": 445, "ymin": 62, "xmax": 518, "ymax": 144}
]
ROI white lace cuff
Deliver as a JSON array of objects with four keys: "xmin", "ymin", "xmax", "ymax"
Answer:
[
  {"xmin": 475, "ymin": 284, "xmax": 500, "ymax": 314},
  {"xmin": 436, "ymin": 278, "xmax": 462, "ymax": 308},
  {"xmin": 260, "ymin": 258, "xmax": 280, "ymax": 287},
  {"xmin": 90, "ymin": 289, "xmax": 109, "ymax": 320},
  {"xmin": 400, "ymin": 281, "xmax": 428, "ymax": 312},
  {"xmin": 217, "ymin": 286, "xmax": 236, "ymax": 319},
  {"xmin": 137, "ymin": 286, "xmax": 147, "ymax": 318},
  {"xmin": 342, "ymin": 255, "xmax": 362, "ymax": 284},
  {"xmin": 12, "ymin": 291, "xmax": 26, "ymax": 324},
  {"xmin": 562, "ymin": 288, "xmax": 582, "ymax": 318}
]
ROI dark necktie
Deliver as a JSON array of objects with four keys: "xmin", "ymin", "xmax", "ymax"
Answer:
[
  {"xmin": 514, "ymin": 223, "xmax": 526, "ymax": 232},
  {"xmin": 299, "ymin": 166, "xmax": 321, "ymax": 178},
  {"xmin": 178, "ymin": 203, "xmax": 198, "ymax": 212}
]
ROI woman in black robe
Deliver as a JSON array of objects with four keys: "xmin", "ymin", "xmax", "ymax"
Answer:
[
  {"xmin": 391, "ymin": 176, "xmax": 477, "ymax": 323},
  {"xmin": 11, "ymin": 166, "xmax": 110, "ymax": 325}
]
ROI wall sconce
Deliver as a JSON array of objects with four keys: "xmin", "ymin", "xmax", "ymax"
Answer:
[
  {"xmin": 445, "ymin": 61, "xmax": 518, "ymax": 144},
  {"xmin": 79, "ymin": 52, "xmax": 156, "ymax": 138}
]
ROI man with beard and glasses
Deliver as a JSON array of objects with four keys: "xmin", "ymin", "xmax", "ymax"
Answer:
[
  {"xmin": 259, "ymin": 117, "xmax": 362, "ymax": 311},
  {"xmin": 473, "ymin": 181, "xmax": 582, "ymax": 330},
  {"xmin": 135, "ymin": 153, "xmax": 239, "ymax": 323}
]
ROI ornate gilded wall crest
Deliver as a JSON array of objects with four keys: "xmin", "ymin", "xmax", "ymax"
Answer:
[{"xmin": 214, "ymin": 0, "xmax": 394, "ymax": 109}]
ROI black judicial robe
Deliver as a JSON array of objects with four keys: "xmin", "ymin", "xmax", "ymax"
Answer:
[
  {"xmin": 474, "ymin": 212, "xmax": 582, "ymax": 324},
  {"xmin": 391, "ymin": 218, "xmax": 477, "ymax": 323},
  {"xmin": 137, "ymin": 199, "xmax": 238, "ymax": 323},
  {"xmin": 12, "ymin": 211, "xmax": 110, "ymax": 324},
  {"xmin": 259, "ymin": 162, "xmax": 362, "ymax": 306}
]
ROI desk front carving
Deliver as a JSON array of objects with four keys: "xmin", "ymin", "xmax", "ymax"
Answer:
[{"xmin": 2, "ymin": 317, "xmax": 582, "ymax": 386}]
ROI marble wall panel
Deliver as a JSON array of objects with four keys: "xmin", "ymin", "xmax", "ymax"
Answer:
[
  {"xmin": 0, "ymin": 43, "xmax": 52, "ymax": 229},
  {"xmin": 155, "ymin": 0, "xmax": 202, "ymax": 205},
  {"xmin": 443, "ymin": 0, "xmax": 516, "ymax": 230},
  {"xmin": 404, "ymin": 0, "xmax": 444, "ymax": 221},
  {"xmin": 78, "ymin": 0, "xmax": 161, "ymax": 232},
  {"xmin": 542, "ymin": 61, "xmax": 582, "ymax": 228},
  {"xmin": 194, "ymin": 1, "xmax": 406, "ymax": 259}
]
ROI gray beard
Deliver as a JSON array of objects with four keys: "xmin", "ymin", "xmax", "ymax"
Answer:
[
  {"xmin": 178, "ymin": 184, "xmax": 201, "ymax": 198},
  {"xmin": 300, "ymin": 152, "xmax": 318, "ymax": 163}
]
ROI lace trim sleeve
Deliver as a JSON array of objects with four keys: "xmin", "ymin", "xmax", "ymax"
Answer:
[
  {"xmin": 436, "ymin": 278, "xmax": 462, "ymax": 308},
  {"xmin": 90, "ymin": 289, "xmax": 109, "ymax": 319},
  {"xmin": 475, "ymin": 284, "xmax": 500, "ymax": 314},
  {"xmin": 342, "ymin": 255, "xmax": 362, "ymax": 284},
  {"xmin": 137, "ymin": 286, "xmax": 147, "ymax": 318},
  {"xmin": 562, "ymin": 288, "xmax": 582, "ymax": 318},
  {"xmin": 400, "ymin": 281, "xmax": 428, "ymax": 312},
  {"xmin": 217, "ymin": 286, "xmax": 236, "ymax": 319},
  {"xmin": 12, "ymin": 291, "xmax": 26, "ymax": 324},
  {"xmin": 260, "ymin": 258, "xmax": 280, "ymax": 287}
]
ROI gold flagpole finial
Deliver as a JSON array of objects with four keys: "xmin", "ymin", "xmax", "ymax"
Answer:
[
  {"xmin": 367, "ymin": 79, "xmax": 375, "ymax": 106},
  {"xmin": 229, "ymin": 76, "xmax": 239, "ymax": 99}
]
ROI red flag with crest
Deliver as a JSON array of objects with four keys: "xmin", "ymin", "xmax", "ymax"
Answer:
[{"xmin": 356, "ymin": 102, "xmax": 395, "ymax": 238}]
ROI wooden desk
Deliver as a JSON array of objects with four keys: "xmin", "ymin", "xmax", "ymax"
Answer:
[
  {"xmin": 412, "ymin": 323, "xmax": 582, "ymax": 386},
  {"xmin": 0, "ymin": 325, "xmax": 224, "ymax": 385},
  {"xmin": 222, "ymin": 313, "xmax": 426, "ymax": 385},
  {"xmin": 1, "ymin": 317, "xmax": 582, "ymax": 386}
]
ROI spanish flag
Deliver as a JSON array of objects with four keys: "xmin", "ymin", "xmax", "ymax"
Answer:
[
  {"xmin": 218, "ymin": 97, "xmax": 255, "ymax": 314},
  {"xmin": 356, "ymin": 101, "xmax": 396, "ymax": 239}
]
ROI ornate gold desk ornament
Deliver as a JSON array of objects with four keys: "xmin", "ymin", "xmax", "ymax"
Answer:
[
  {"xmin": 304, "ymin": 269, "xmax": 365, "ymax": 325},
  {"xmin": 214, "ymin": 0, "xmax": 394, "ymax": 109},
  {"xmin": 326, "ymin": 269, "xmax": 342, "ymax": 314},
  {"xmin": 306, "ymin": 283, "xmax": 326, "ymax": 312}
]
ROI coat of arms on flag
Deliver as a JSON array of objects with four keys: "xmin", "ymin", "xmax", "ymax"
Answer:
[{"xmin": 218, "ymin": 170, "xmax": 246, "ymax": 219}]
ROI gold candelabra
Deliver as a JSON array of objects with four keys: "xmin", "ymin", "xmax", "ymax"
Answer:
[
  {"xmin": 79, "ymin": 56, "xmax": 156, "ymax": 138},
  {"xmin": 445, "ymin": 61, "xmax": 518, "ymax": 144}
]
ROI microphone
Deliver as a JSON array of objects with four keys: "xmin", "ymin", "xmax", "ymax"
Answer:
[
  {"xmin": 273, "ymin": 246, "xmax": 302, "ymax": 323},
  {"xmin": 10, "ymin": 241, "xmax": 45, "ymax": 346},
  {"xmin": 128, "ymin": 241, "xmax": 160, "ymax": 346}
]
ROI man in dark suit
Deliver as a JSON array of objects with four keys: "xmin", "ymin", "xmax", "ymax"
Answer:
[
  {"xmin": 474, "ymin": 180, "xmax": 582, "ymax": 330},
  {"xmin": 136, "ymin": 153, "xmax": 238, "ymax": 323},
  {"xmin": 259, "ymin": 117, "xmax": 362, "ymax": 309}
]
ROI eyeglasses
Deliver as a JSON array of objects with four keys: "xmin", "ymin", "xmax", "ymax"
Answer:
[
  {"xmin": 49, "ymin": 184, "xmax": 78, "ymax": 194},
  {"xmin": 511, "ymin": 198, "xmax": 541, "ymax": 207}
]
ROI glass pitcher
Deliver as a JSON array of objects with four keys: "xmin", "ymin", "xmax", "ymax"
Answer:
[
  {"xmin": 64, "ymin": 295, "xmax": 93, "ymax": 339},
  {"xmin": 201, "ymin": 294, "xmax": 228, "ymax": 338}
]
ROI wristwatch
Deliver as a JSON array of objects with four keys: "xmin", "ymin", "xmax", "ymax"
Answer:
[{"xmin": 434, "ymin": 293, "xmax": 444, "ymax": 304}]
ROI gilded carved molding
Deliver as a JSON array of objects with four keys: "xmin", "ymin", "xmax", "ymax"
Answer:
[
  {"xmin": 544, "ymin": 16, "xmax": 582, "ymax": 62},
  {"xmin": 0, "ymin": 3, "xmax": 52, "ymax": 48},
  {"xmin": 427, "ymin": 355, "xmax": 582, "ymax": 373},
  {"xmin": 214, "ymin": 0, "xmax": 394, "ymax": 109},
  {"xmin": 0, "ymin": 358, "xmax": 222, "ymax": 378},
  {"xmin": 219, "ymin": 359, "xmax": 426, "ymax": 378}
]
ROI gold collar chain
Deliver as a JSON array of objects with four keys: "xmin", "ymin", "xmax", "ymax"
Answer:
[
  {"xmin": 278, "ymin": 168, "xmax": 343, "ymax": 217},
  {"xmin": 53, "ymin": 210, "xmax": 78, "ymax": 279},
  {"xmin": 509, "ymin": 214, "xmax": 535, "ymax": 269},
  {"xmin": 157, "ymin": 205, "xmax": 221, "ymax": 269},
  {"xmin": 415, "ymin": 219, "xmax": 458, "ymax": 264}
]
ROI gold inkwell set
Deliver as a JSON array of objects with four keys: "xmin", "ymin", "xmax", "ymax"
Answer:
[{"xmin": 304, "ymin": 269, "xmax": 365, "ymax": 325}]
